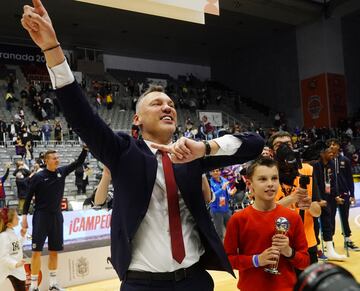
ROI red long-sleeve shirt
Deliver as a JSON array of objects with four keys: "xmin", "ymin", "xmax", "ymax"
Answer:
[{"xmin": 224, "ymin": 204, "xmax": 309, "ymax": 291}]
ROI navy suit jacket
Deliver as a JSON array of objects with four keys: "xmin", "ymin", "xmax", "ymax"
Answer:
[{"xmin": 56, "ymin": 81, "xmax": 264, "ymax": 279}]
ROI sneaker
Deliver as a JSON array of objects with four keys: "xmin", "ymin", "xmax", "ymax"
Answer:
[
  {"xmin": 345, "ymin": 241, "xmax": 360, "ymax": 251},
  {"xmin": 317, "ymin": 250, "xmax": 328, "ymax": 260},
  {"xmin": 49, "ymin": 284, "xmax": 66, "ymax": 291}
]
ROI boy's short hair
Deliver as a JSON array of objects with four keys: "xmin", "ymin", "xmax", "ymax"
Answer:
[{"xmin": 246, "ymin": 157, "xmax": 278, "ymax": 179}]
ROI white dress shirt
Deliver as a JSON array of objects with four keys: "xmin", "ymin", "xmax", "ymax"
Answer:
[{"xmin": 47, "ymin": 59, "xmax": 243, "ymax": 272}]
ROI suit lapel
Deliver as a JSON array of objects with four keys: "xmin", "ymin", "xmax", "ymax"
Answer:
[{"xmin": 138, "ymin": 140, "xmax": 158, "ymax": 200}]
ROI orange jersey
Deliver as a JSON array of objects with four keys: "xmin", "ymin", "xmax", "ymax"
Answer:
[{"xmin": 276, "ymin": 163, "xmax": 317, "ymax": 248}]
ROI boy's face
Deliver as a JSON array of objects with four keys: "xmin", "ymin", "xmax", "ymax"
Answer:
[
  {"xmin": 210, "ymin": 169, "xmax": 221, "ymax": 179},
  {"xmin": 248, "ymin": 166, "xmax": 279, "ymax": 202}
]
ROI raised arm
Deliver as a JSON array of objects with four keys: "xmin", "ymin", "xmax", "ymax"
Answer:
[
  {"xmin": 21, "ymin": 0, "xmax": 131, "ymax": 169},
  {"xmin": 94, "ymin": 166, "xmax": 112, "ymax": 206},
  {"xmin": 62, "ymin": 146, "xmax": 88, "ymax": 176}
]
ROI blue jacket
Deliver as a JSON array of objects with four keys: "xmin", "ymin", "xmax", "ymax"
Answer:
[
  {"xmin": 209, "ymin": 177, "xmax": 230, "ymax": 213},
  {"xmin": 334, "ymin": 155, "xmax": 354, "ymax": 197},
  {"xmin": 55, "ymin": 81, "xmax": 264, "ymax": 280}
]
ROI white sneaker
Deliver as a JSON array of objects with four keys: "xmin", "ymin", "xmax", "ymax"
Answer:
[
  {"xmin": 29, "ymin": 287, "xmax": 39, "ymax": 291},
  {"xmin": 49, "ymin": 284, "xmax": 66, "ymax": 291}
]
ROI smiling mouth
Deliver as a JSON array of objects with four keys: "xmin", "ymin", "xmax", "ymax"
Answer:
[{"xmin": 160, "ymin": 116, "xmax": 173, "ymax": 121}]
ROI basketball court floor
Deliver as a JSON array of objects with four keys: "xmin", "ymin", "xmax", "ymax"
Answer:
[{"xmin": 67, "ymin": 219, "xmax": 360, "ymax": 291}]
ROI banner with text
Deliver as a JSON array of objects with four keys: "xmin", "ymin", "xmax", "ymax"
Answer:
[
  {"xmin": 0, "ymin": 43, "xmax": 45, "ymax": 65},
  {"xmin": 15, "ymin": 209, "xmax": 112, "ymax": 248}
]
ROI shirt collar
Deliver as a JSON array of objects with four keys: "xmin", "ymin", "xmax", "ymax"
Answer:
[{"xmin": 143, "ymin": 139, "xmax": 172, "ymax": 155}]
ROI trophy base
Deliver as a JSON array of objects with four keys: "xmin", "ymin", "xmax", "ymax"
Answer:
[{"xmin": 264, "ymin": 268, "xmax": 281, "ymax": 275}]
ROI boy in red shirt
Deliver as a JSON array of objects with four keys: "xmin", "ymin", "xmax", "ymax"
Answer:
[{"xmin": 224, "ymin": 157, "xmax": 309, "ymax": 291}]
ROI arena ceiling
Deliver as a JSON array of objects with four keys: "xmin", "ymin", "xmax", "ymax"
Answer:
[{"xmin": 0, "ymin": 0, "xmax": 359, "ymax": 65}]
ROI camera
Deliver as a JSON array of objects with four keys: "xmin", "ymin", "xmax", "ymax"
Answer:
[
  {"xmin": 275, "ymin": 143, "xmax": 302, "ymax": 185},
  {"xmin": 294, "ymin": 263, "xmax": 360, "ymax": 291}
]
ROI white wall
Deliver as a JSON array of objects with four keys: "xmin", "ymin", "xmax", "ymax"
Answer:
[{"xmin": 103, "ymin": 54, "xmax": 211, "ymax": 80}]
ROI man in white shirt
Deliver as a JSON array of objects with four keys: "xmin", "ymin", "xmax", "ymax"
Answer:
[{"xmin": 21, "ymin": 2, "xmax": 264, "ymax": 290}]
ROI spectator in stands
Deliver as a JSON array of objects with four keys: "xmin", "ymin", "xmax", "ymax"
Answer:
[
  {"xmin": 352, "ymin": 152, "xmax": 360, "ymax": 174},
  {"xmin": 20, "ymin": 88, "xmax": 29, "ymax": 108},
  {"xmin": 14, "ymin": 137, "xmax": 26, "ymax": 159},
  {"xmin": 261, "ymin": 146, "xmax": 272, "ymax": 158},
  {"xmin": 0, "ymin": 120, "xmax": 6, "ymax": 143},
  {"xmin": 199, "ymin": 115, "xmax": 214, "ymax": 140},
  {"xmin": 7, "ymin": 120, "xmax": 18, "ymax": 140},
  {"xmin": 0, "ymin": 163, "xmax": 10, "ymax": 208},
  {"xmin": 6, "ymin": 73, "xmax": 16, "ymax": 93},
  {"xmin": 345, "ymin": 140, "xmax": 356, "ymax": 158},
  {"xmin": 41, "ymin": 120, "xmax": 52, "ymax": 142},
  {"xmin": 208, "ymin": 169, "xmax": 237, "ymax": 241},
  {"xmin": 18, "ymin": 107, "xmax": 25, "ymax": 121},
  {"xmin": 137, "ymin": 81, "xmax": 144, "ymax": 95},
  {"xmin": 25, "ymin": 141, "xmax": 34, "ymax": 168},
  {"xmin": 75, "ymin": 163, "xmax": 90, "ymax": 196},
  {"xmin": 34, "ymin": 153, "xmax": 45, "ymax": 170},
  {"xmin": 43, "ymin": 96, "xmax": 53, "ymax": 119},
  {"xmin": 54, "ymin": 120, "xmax": 62, "ymax": 143},
  {"xmin": 67, "ymin": 123, "xmax": 74, "ymax": 140},
  {"xmin": 5, "ymin": 92, "xmax": 14, "ymax": 112},
  {"xmin": 233, "ymin": 123, "xmax": 241, "ymax": 134},
  {"xmin": 127, "ymin": 77, "xmax": 135, "ymax": 97},
  {"xmin": 106, "ymin": 93, "xmax": 113, "ymax": 110},
  {"xmin": 94, "ymin": 93, "xmax": 102, "ymax": 111},
  {"xmin": 13, "ymin": 161, "xmax": 31, "ymax": 215},
  {"xmin": 29, "ymin": 121, "xmax": 41, "ymax": 141}
]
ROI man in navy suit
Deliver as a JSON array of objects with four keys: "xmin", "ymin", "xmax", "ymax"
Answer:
[{"xmin": 21, "ymin": 2, "xmax": 264, "ymax": 290}]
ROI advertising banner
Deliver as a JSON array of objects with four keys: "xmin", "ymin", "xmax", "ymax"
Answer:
[
  {"xmin": 198, "ymin": 111, "xmax": 223, "ymax": 127},
  {"xmin": 301, "ymin": 73, "xmax": 347, "ymax": 128},
  {"xmin": 15, "ymin": 209, "xmax": 112, "ymax": 248},
  {"xmin": 0, "ymin": 44, "xmax": 45, "ymax": 65}
]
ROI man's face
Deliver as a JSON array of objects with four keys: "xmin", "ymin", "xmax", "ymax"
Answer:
[
  {"xmin": 272, "ymin": 136, "xmax": 293, "ymax": 154},
  {"xmin": 45, "ymin": 153, "xmax": 60, "ymax": 169},
  {"xmin": 320, "ymin": 148, "xmax": 334, "ymax": 161},
  {"xmin": 133, "ymin": 92, "xmax": 177, "ymax": 139},
  {"xmin": 248, "ymin": 166, "xmax": 279, "ymax": 202}
]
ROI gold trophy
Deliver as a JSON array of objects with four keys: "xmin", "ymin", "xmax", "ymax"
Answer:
[{"xmin": 264, "ymin": 217, "xmax": 290, "ymax": 275}]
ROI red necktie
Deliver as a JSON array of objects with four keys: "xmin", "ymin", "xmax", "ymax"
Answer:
[{"xmin": 160, "ymin": 151, "xmax": 186, "ymax": 264}]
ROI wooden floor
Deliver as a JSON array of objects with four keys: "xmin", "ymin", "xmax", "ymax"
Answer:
[{"xmin": 68, "ymin": 217, "xmax": 360, "ymax": 291}]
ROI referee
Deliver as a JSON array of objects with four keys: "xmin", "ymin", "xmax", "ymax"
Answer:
[{"xmin": 21, "ymin": 146, "xmax": 88, "ymax": 291}]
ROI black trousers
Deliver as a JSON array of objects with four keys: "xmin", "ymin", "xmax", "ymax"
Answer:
[
  {"xmin": 7, "ymin": 275, "xmax": 26, "ymax": 291},
  {"xmin": 120, "ymin": 269, "xmax": 214, "ymax": 291},
  {"xmin": 320, "ymin": 195, "xmax": 336, "ymax": 241},
  {"xmin": 337, "ymin": 197, "xmax": 351, "ymax": 237}
]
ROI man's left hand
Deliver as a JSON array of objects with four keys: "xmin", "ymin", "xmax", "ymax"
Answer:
[{"xmin": 151, "ymin": 137, "xmax": 207, "ymax": 163}]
